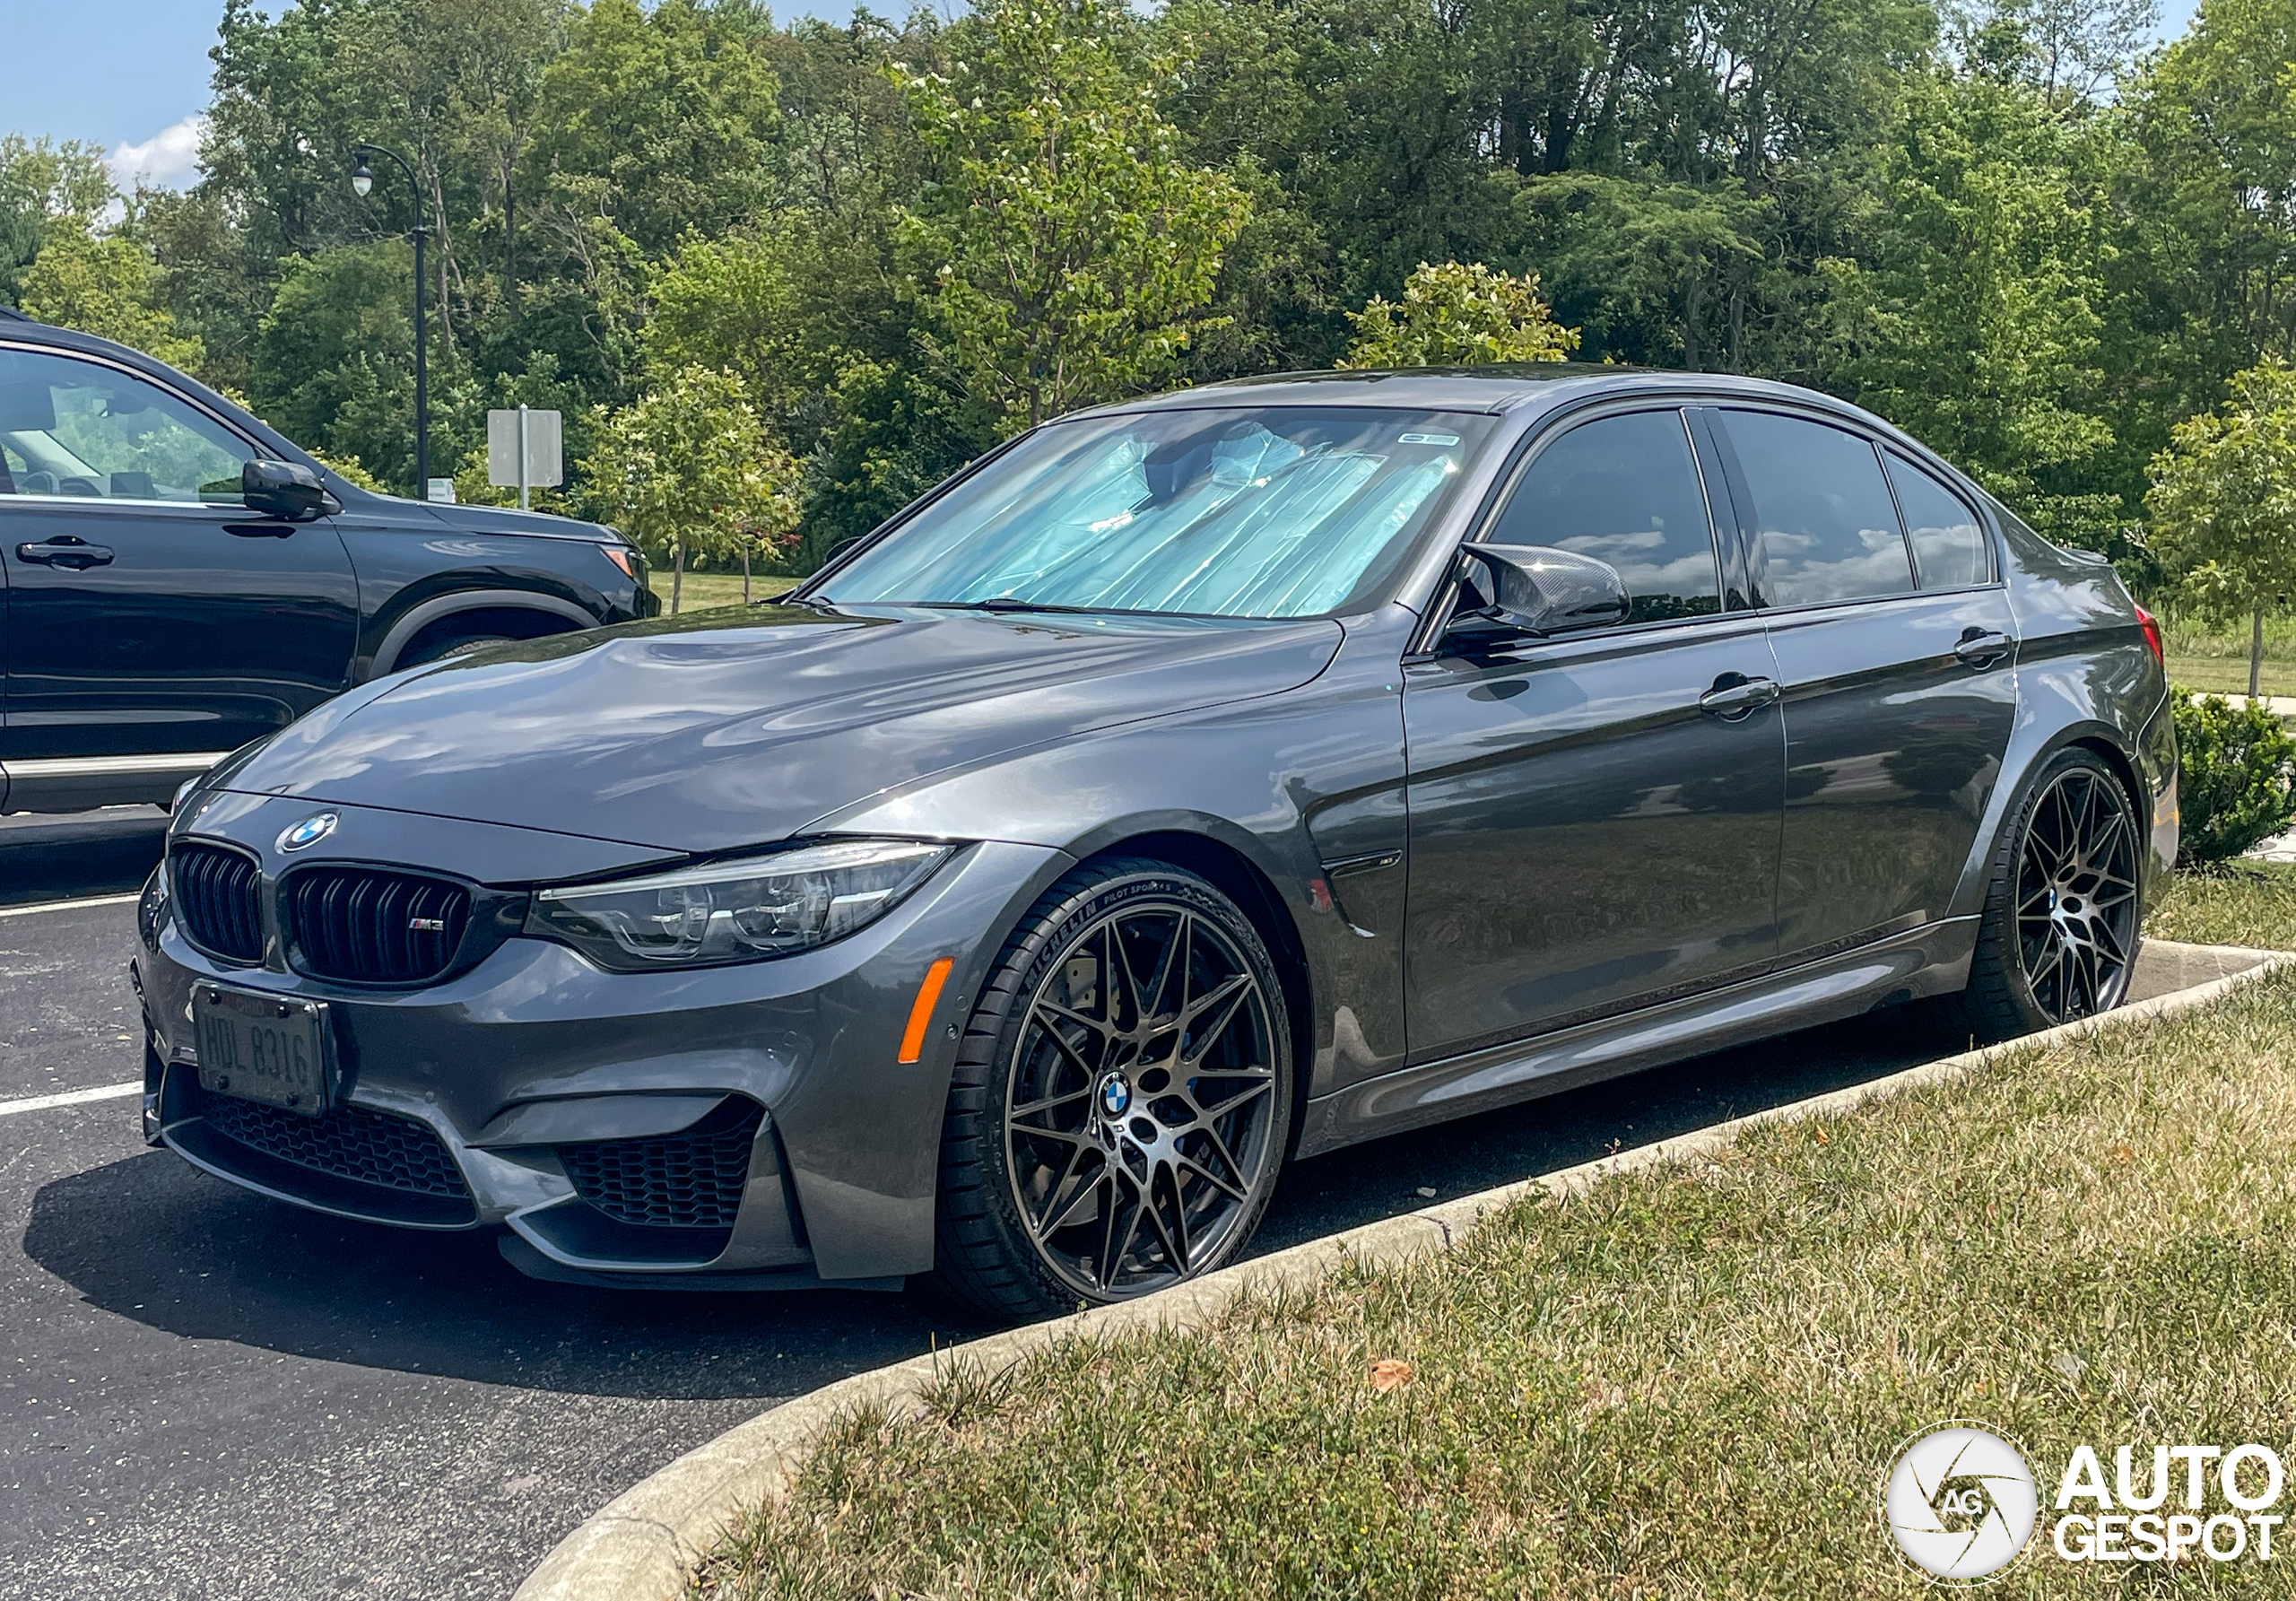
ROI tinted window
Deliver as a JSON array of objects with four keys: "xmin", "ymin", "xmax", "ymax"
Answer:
[
  {"xmin": 1722, "ymin": 410, "xmax": 1912, "ymax": 606},
  {"xmin": 1491, "ymin": 410, "xmax": 1719, "ymax": 624},
  {"xmin": 1886, "ymin": 453, "xmax": 1989, "ymax": 588},
  {"xmin": 0, "ymin": 346, "xmax": 250, "ymax": 503}
]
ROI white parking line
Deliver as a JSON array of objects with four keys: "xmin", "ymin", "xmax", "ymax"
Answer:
[
  {"xmin": 0, "ymin": 1082, "xmax": 142, "ymax": 1118},
  {"xmin": 0, "ymin": 893, "xmax": 140, "ymax": 918}
]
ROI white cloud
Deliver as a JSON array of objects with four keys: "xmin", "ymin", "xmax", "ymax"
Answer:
[{"xmin": 107, "ymin": 115, "xmax": 207, "ymax": 192}]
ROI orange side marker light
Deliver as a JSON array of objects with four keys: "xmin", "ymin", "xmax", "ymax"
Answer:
[{"xmin": 898, "ymin": 958, "xmax": 955, "ymax": 1064}]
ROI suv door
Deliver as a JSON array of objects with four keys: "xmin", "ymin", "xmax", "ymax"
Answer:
[
  {"xmin": 0, "ymin": 344, "xmax": 359, "ymax": 808},
  {"xmin": 1703, "ymin": 406, "xmax": 2018, "ymax": 962},
  {"xmin": 1400, "ymin": 407, "xmax": 1787, "ymax": 1065}
]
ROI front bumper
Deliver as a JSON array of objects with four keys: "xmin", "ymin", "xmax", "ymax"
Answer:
[{"xmin": 133, "ymin": 798, "xmax": 1065, "ymax": 1285}]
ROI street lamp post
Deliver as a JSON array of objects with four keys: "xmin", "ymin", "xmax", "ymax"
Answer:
[{"xmin": 350, "ymin": 144, "xmax": 429, "ymax": 497}]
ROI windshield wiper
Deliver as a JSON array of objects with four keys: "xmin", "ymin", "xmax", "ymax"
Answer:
[{"xmin": 914, "ymin": 597, "xmax": 1113, "ymax": 615}]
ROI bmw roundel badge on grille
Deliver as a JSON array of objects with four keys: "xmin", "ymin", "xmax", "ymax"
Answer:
[{"xmin": 275, "ymin": 812, "xmax": 339, "ymax": 853}]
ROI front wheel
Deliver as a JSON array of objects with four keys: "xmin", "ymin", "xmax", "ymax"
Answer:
[
  {"xmin": 1951, "ymin": 747, "xmax": 2143, "ymax": 1041},
  {"xmin": 929, "ymin": 860, "xmax": 1293, "ymax": 1321}
]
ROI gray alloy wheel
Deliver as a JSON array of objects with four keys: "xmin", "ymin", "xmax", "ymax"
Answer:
[
  {"xmin": 1952, "ymin": 747, "xmax": 2142, "ymax": 1040},
  {"xmin": 931, "ymin": 860, "xmax": 1292, "ymax": 1320}
]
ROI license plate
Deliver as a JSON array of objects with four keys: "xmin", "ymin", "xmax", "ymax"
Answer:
[{"xmin": 193, "ymin": 985, "xmax": 335, "ymax": 1117}]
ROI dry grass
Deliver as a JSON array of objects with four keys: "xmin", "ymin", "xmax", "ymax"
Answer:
[{"xmin": 690, "ymin": 883, "xmax": 2296, "ymax": 1600}]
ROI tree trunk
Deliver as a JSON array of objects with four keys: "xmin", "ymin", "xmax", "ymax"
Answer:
[
  {"xmin": 673, "ymin": 539, "xmax": 685, "ymax": 615},
  {"xmin": 742, "ymin": 538, "xmax": 752, "ymax": 605},
  {"xmin": 2252, "ymin": 605, "xmax": 2265, "ymax": 700}
]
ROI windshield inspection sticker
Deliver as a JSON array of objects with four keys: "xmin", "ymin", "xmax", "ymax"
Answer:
[
  {"xmin": 1396, "ymin": 432, "xmax": 1461, "ymax": 447},
  {"xmin": 1884, "ymin": 1423, "xmax": 2290, "ymax": 1582}
]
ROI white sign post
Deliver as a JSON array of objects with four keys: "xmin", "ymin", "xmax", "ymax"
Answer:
[{"xmin": 487, "ymin": 405, "xmax": 563, "ymax": 509}]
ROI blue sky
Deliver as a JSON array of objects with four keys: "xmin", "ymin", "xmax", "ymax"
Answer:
[{"xmin": 0, "ymin": 0, "xmax": 2211, "ymax": 190}]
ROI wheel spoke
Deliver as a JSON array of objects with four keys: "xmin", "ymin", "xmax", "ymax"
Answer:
[
  {"xmin": 1097, "ymin": 1179, "xmax": 1144, "ymax": 1289},
  {"xmin": 1037, "ymin": 1155, "xmax": 1105, "ymax": 1239},
  {"xmin": 1010, "ymin": 1084, "xmax": 1092, "ymax": 1122},
  {"xmin": 1182, "ymin": 975, "xmax": 1253, "ymax": 1064},
  {"xmin": 1029, "ymin": 1013, "xmax": 1101, "ymax": 1078},
  {"xmin": 1176, "ymin": 1152, "xmax": 1250, "ymax": 1204},
  {"xmin": 1139, "ymin": 912, "xmax": 1190, "ymax": 1022}
]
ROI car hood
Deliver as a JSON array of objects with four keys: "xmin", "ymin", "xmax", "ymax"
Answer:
[{"xmin": 216, "ymin": 604, "xmax": 1344, "ymax": 860}]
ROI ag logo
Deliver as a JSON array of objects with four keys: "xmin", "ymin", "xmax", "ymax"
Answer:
[
  {"xmin": 1884, "ymin": 1423, "xmax": 2039, "ymax": 1582},
  {"xmin": 276, "ymin": 812, "xmax": 338, "ymax": 853}
]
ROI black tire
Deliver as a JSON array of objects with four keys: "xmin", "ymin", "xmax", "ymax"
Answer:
[
  {"xmin": 929, "ymin": 858, "xmax": 1294, "ymax": 1321},
  {"xmin": 1947, "ymin": 745, "xmax": 2144, "ymax": 1042},
  {"xmin": 401, "ymin": 633, "xmax": 517, "ymax": 668}
]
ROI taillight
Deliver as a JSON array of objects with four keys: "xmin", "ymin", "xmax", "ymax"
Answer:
[
  {"xmin": 2135, "ymin": 603, "xmax": 2163, "ymax": 665},
  {"xmin": 601, "ymin": 545, "xmax": 637, "ymax": 579}
]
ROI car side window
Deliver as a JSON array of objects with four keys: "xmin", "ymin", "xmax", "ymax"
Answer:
[
  {"xmin": 0, "ymin": 345, "xmax": 251, "ymax": 505},
  {"xmin": 1885, "ymin": 452, "xmax": 1991, "ymax": 589},
  {"xmin": 1719, "ymin": 410, "xmax": 1914, "ymax": 607},
  {"xmin": 1489, "ymin": 409, "xmax": 1721, "ymax": 624}
]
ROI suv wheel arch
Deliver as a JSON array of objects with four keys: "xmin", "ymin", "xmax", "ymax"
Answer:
[{"xmin": 366, "ymin": 590, "xmax": 599, "ymax": 678}]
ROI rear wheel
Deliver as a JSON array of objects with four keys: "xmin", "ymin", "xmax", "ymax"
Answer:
[
  {"xmin": 1952, "ymin": 747, "xmax": 2142, "ymax": 1041},
  {"xmin": 930, "ymin": 860, "xmax": 1292, "ymax": 1321}
]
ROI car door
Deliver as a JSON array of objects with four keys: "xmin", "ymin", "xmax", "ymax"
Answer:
[
  {"xmin": 1702, "ymin": 405, "xmax": 2018, "ymax": 962},
  {"xmin": 0, "ymin": 343, "xmax": 359, "ymax": 805},
  {"xmin": 1400, "ymin": 406, "xmax": 1787, "ymax": 1065}
]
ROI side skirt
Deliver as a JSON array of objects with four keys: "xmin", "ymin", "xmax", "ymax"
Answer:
[{"xmin": 1294, "ymin": 918, "xmax": 1979, "ymax": 1159}]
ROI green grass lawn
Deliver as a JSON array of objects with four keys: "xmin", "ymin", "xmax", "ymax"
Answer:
[
  {"xmin": 2160, "ymin": 605, "xmax": 2296, "ymax": 698},
  {"xmin": 691, "ymin": 876, "xmax": 2296, "ymax": 1600},
  {"xmin": 647, "ymin": 570, "xmax": 797, "ymax": 613}
]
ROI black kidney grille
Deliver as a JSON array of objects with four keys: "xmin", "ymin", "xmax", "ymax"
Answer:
[
  {"xmin": 201, "ymin": 1091, "xmax": 470, "ymax": 1200},
  {"xmin": 558, "ymin": 1100, "xmax": 764, "ymax": 1228},
  {"xmin": 286, "ymin": 867, "xmax": 471, "ymax": 985},
  {"xmin": 172, "ymin": 843, "xmax": 263, "ymax": 962}
]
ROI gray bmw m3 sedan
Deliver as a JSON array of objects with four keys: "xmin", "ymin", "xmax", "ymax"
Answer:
[{"xmin": 132, "ymin": 367, "xmax": 2177, "ymax": 1318}]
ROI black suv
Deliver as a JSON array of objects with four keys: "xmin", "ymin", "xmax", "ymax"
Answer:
[{"xmin": 0, "ymin": 310, "xmax": 655, "ymax": 813}]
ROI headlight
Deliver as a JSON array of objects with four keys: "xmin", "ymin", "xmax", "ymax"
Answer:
[
  {"xmin": 526, "ymin": 839, "xmax": 955, "ymax": 970},
  {"xmin": 138, "ymin": 859, "xmax": 171, "ymax": 946}
]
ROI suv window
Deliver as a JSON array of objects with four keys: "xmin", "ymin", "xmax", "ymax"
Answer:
[
  {"xmin": 1720, "ymin": 410, "xmax": 1913, "ymax": 606},
  {"xmin": 1491, "ymin": 409, "xmax": 1720, "ymax": 624},
  {"xmin": 0, "ymin": 345, "xmax": 251, "ymax": 504},
  {"xmin": 1885, "ymin": 452, "xmax": 1990, "ymax": 588}
]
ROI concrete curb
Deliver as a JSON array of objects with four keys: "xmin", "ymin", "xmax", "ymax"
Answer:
[{"xmin": 514, "ymin": 941, "xmax": 2292, "ymax": 1601}]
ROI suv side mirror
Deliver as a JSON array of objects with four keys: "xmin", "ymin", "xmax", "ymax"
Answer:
[
  {"xmin": 242, "ymin": 458, "xmax": 342, "ymax": 522},
  {"xmin": 1448, "ymin": 544, "xmax": 1630, "ymax": 640}
]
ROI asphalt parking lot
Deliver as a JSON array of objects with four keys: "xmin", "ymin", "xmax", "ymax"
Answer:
[{"xmin": 1, "ymin": 811, "xmax": 1964, "ymax": 1600}]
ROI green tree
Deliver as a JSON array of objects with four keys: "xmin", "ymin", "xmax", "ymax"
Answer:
[
  {"xmin": 1342, "ymin": 260, "xmax": 1580, "ymax": 367},
  {"xmin": 581, "ymin": 363, "xmax": 794, "ymax": 612},
  {"xmin": 533, "ymin": 0, "xmax": 783, "ymax": 258},
  {"xmin": 248, "ymin": 243, "xmax": 419, "ymax": 487},
  {"xmin": 898, "ymin": 0, "xmax": 1253, "ymax": 431},
  {"xmin": 2147, "ymin": 358, "xmax": 2296, "ymax": 696},
  {"xmin": 16, "ymin": 222, "xmax": 206, "ymax": 370},
  {"xmin": 0, "ymin": 135, "xmax": 113, "ymax": 308},
  {"xmin": 1835, "ymin": 60, "xmax": 2120, "ymax": 549}
]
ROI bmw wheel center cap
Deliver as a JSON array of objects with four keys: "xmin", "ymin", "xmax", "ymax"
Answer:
[
  {"xmin": 277, "ymin": 812, "xmax": 339, "ymax": 853},
  {"xmin": 1098, "ymin": 1072, "xmax": 1132, "ymax": 1118}
]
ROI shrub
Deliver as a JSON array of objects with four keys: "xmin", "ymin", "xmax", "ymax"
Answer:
[{"xmin": 2171, "ymin": 689, "xmax": 2296, "ymax": 864}]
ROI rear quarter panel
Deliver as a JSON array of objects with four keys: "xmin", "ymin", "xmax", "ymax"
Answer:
[{"xmin": 1987, "ymin": 512, "xmax": 2177, "ymax": 909}]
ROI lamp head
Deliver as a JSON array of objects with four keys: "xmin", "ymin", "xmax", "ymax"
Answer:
[{"xmin": 350, "ymin": 153, "xmax": 373, "ymax": 198}]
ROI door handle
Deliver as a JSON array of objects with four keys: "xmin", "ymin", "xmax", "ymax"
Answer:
[
  {"xmin": 15, "ymin": 537, "xmax": 115, "ymax": 570},
  {"xmin": 1699, "ymin": 674, "xmax": 1781, "ymax": 719},
  {"xmin": 1952, "ymin": 629, "xmax": 2015, "ymax": 667}
]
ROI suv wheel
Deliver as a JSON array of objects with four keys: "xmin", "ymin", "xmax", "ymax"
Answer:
[
  {"xmin": 930, "ymin": 860, "xmax": 1292, "ymax": 1320},
  {"xmin": 1952, "ymin": 746, "xmax": 2143, "ymax": 1041}
]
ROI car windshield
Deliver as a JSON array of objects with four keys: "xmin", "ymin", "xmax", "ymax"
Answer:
[{"xmin": 815, "ymin": 405, "xmax": 1498, "ymax": 618}]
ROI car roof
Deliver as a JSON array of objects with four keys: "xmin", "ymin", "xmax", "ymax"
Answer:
[{"xmin": 1076, "ymin": 364, "xmax": 1882, "ymax": 424}]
